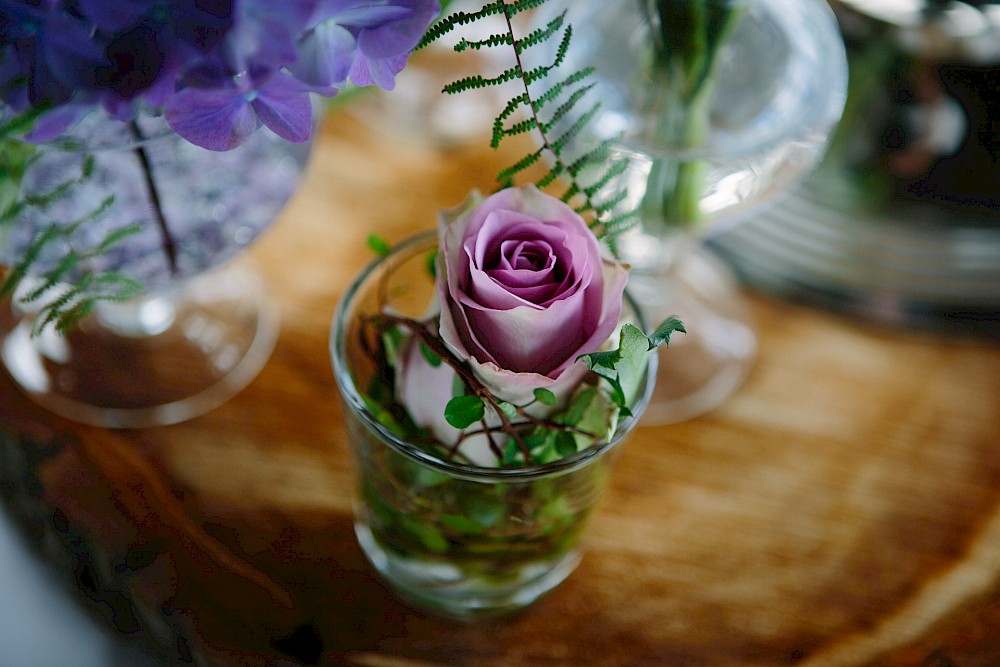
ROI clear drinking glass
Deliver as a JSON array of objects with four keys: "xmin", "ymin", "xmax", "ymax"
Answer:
[{"xmin": 330, "ymin": 232, "xmax": 656, "ymax": 620}]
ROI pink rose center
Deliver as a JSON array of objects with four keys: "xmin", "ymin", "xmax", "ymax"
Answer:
[{"xmin": 485, "ymin": 238, "xmax": 569, "ymax": 305}]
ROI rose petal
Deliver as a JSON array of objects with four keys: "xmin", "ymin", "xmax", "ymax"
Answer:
[{"xmin": 466, "ymin": 295, "xmax": 588, "ymax": 374}]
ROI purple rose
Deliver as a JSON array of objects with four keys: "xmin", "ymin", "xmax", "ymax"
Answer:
[{"xmin": 396, "ymin": 185, "xmax": 629, "ymax": 463}]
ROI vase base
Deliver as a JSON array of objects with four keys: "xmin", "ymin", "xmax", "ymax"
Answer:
[
  {"xmin": 0, "ymin": 258, "xmax": 278, "ymax": 428},
  {"xmin": 631, "ymin": 248, "xmax": 757, "ymax": 425},
  {"xmin": 355, "ymin": 520, "xmax": 580, "ymax": 622}
]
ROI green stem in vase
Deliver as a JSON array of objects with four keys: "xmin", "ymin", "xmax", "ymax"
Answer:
[
  {"xmin": 129, "ymin": 120, "xmax": 178, "ymax": 275},
  {"xmin": 640, "ymin": 0, "xmax": 741, "ymax": 230}
]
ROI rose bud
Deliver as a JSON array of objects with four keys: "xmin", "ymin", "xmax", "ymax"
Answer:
[{"xmin": 395, "ymin": 185, "xmax": 629, "ymax": 465}]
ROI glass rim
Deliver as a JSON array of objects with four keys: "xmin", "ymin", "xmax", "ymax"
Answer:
[{"xmin": 330, "ymin": 230, "xmax": 658, "ymax": 483}]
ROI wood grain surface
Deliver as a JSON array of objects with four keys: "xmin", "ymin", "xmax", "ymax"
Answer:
[{"xmin": 2, "ymin": 106, "xmax": 1000, "ymax": 667}]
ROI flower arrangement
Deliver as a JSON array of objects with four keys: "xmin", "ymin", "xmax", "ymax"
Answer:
[
  {"xmin": 0, "ymin": 0, "xmax": 440, "ymax": 149},
  {"xmin": 348, "ymin": 0, "xmax": 685, "ymax": 469},
  {"xmin": 0, "ymin": 0, "xmax": 441, "ymax": 331},
  {"xmin": 367, "ymin": 184, "xmax": 683, "ymax": 468},
  {"xmin": 333, "ymin": 0, "xmax": 685, "ymax": 618}
]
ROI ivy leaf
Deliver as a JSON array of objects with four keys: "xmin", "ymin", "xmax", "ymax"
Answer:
[
  {"xmin": 648, "ymin": 316, "xmax": 686, "ymax": 349},
  {"xmin": 576, "ymin": 323, "xmax": 654, "ymax": 412},
  {"xmin": 558, "ymin": 385, "xmax": 619, "ymax": 445},
  {"xmin": 444, "ymin": 395, "xmax": 485, "ymax": 429},
  {"xmin": 614, "ymin": 323, "xmax": 654, "ymax": 410},
  {"xmin": 533, "ymin": 387, "xmax": 557, "ymax": 405}
]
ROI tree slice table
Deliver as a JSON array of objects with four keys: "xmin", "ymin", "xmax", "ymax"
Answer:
[{"xmin": 2, "ymin": 111, "xmax": 1000, "ymax": 667}]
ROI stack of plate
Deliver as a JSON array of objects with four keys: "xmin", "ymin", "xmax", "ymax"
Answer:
[
  {"xmin": 710, "ymin": 189, "xmax": 1000, "ymax": 334},
  {"xmin": 710, "ymin": 0, "xmax": 1000, "ymax": 336}
]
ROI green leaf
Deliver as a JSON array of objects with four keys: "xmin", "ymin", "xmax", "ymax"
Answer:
[
  {"xmin": 451, "ymin": 372, "xmax": 466, "ymax": 398},
  {"xmin": 419, "ymin": 341, "xmax": 442, "ymax": 367},
  {"xmin": 381, "ymin": 327, "xmax": 405, "ymax": 367},
  {"xmin": 558, "ymin": 385, "xmax": 619, "ymax": 446},
  {"xmin": 444, "ymin": 395, "xmax": 485, "ymax": 429},
  {"xmin": 400, "ymin": 515, "xmax": 450, "ymax": 554},
  {"xmin": 576, "ymin": 323, "xmax": 654, "ymax": 412},
  {"xmin": 533, "ymin": 387, "xmax": 557, "ymax": 405},
  {"xmin": 425, "ymin": 249, "xmax": 438, "ymax": 279},
  {"xmin": 554, "ymin": 431, "xmax": 578, "ymax": 458},
  {"xmin": 361, "ymin": 394, "xmax": 407, "ymax": 438},
  {"xmin": 648, "ymin": 316, "xmax": 686, "ymax": 349},
  {"xmin": 614, "ymin": 323, "xmax": 654, "ymax": 406},
  {"xmin": 502, "ymin": 439, "xmax": 523, "ymax": 467},
  {"xmin": 463, "ymin": 497, "xmax": 506, "ymax": 529},
  {"xmin": 367, "ymin": 234, "xmax": 391, "ymax": 257},
  {"xmin": 440, "ymin": 514, "xmax": 485, "ymax": 534},
  {"xmin": 497, "ymin": 401, "xmax": 518, "ymax": 419}
]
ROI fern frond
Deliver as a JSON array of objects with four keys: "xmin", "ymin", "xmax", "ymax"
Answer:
[
  {"xmin": 0, "ymin": 225, "xmax": 61, "ymax": 300},
  {"xmin": 538, "ymin": 83, "xmax": 595, "ymax": 135},
  {"xmin": 31, "ymin": 271, "xmax": 141, "ymax": 335},
  {"xmin": 564, "ymin": 136, "xmax": 618, "ymax": 178},
  {"xmin": 442, "ymin": 62, "xmax": 522, "ymax": 94},
  {"xmin": 22, "ymin": 252, "xmax": 82, "ymax": 303},
  {"xmin": 508, "ymin": 0, "xmax": 548, "ymax": 15},
  {"xmin": 94, "ymin": 220, "xmax": 140, "ymax": 253},
  {"xmin": 426, "ymin": 0, "xmax": 631, "ymax": 235},
  {"xmin": 514, "ymin": 11, "xmax": 565, "ymax": 54},
  {"xmin": 549, "ymin": 101, "xmax": 601, "ymax": 155},
  {"xmin": 416, "ymin": 1, "xmax": 507, "ymax": 49},
  {"xmin": 496, "ymin": 148, "xmax": 544, "ymax": 188},
  {"xmin": 0, "ymin": 118, "xmax": 147, "ymax": 335},
  {"xmin": 584, "ymin": 157, "xmax": 630, "ymax": 201},
  {"xmin": 533, "ymin": 67, "xmax": 594, "ymax": 108},
  {"xmin": 455, "ymin": 32, "xmax": 512, "ymax": 53},
  {"xmin": 520, "ymin": 23, "xmax": 571, "ymax": 86},
  {"xmin": 29, "ymin": 278, "xmax": 88, "ymax": 336}
]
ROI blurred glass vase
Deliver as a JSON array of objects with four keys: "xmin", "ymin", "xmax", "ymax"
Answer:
[
  {"xmin": 538, "ymin": 0, "xmax": 848, "ymax": 423},
  {"xmin": 0, "ymin": 110, "xmax": 311, "ymax": 427}
]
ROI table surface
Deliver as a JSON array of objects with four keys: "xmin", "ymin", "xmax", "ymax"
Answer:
[{"xmin": 2, "ymin": 104, "xmax": 1000, "ymax": 667}]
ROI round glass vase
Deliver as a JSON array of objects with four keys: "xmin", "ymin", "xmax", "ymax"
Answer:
[
  {"xmin": 330, "ymin": 232, "xmax": 656, "ymax": 621},
  {"xmin": 536, "ymin": 0, "xmax": 847, "ymax": 423},
  {"xmin": 0, "ymin": 110, "xmax": 312, "ymax": 427}
]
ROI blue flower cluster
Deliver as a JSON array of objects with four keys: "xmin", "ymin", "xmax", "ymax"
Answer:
[{"xmin": 0, "ymin": 0, "xmax": 439, "ymax": 150}]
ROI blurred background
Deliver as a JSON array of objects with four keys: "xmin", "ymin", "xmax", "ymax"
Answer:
[{"xmin": 710, "ymin": 0, "xmax": 1000, "ymax": 336}]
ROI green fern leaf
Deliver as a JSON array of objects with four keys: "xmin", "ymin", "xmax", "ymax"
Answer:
[
  {"xmin": 0, "ymin": 113, "xmax": 149, "ymax": 336},
  {"xmin": 496, "ymin": 148, "xmax": 543, "ymax": 187},
  {"xmin": 426, "ymin": 0, "xmax": 632, "ymax": 235}
]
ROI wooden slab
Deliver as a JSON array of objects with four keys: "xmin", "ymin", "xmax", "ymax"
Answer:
[{"xmin": 2, "ymin": 109, "xmax": 1000, "ymax": 667}]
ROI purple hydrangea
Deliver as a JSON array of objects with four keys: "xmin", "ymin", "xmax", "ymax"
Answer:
[{"xmin": 0, "ymin": 0, "xmax": 439, "ymax": 150}]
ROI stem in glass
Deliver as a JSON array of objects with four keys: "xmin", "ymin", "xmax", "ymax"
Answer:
[
  {"xmin": 129, "ymin": 120, "xmax": 178, "ymax": 274},
  {"xmin": 640, "ymin": 0, "xmax": 741, "ymax": 230}
]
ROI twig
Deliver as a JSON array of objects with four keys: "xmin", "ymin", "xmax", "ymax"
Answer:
[{"xmin": 129, "ymin": 120, "xmax": 178, "ymax": 274}]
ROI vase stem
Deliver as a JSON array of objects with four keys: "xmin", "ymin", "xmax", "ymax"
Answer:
[{"xmin": 129, "ymin": 120, "xmax": 178, "ymax": 275}]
